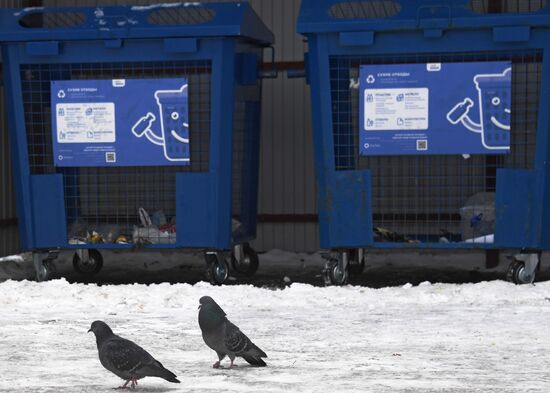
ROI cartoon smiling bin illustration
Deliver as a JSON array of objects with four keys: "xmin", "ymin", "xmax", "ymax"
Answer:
[
  {"xmin": 447, "ymin": 67, "xmax": 512, "ymax": 150},
  {"xmin": 131, "ymin": 84, "xmax": 190, "ymax": 162}
]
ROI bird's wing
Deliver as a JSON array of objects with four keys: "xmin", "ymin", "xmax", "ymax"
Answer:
[
  {"xmin": 100, "ymin": 336, "xmax": 156, "ymax": 375},
  {"xmin": 225, "ymin": 320, "xmax": 261, "ymax": 355},
  {"xmin": 224, "ymin": 320, "xmax": 267, "ymax": 366}
]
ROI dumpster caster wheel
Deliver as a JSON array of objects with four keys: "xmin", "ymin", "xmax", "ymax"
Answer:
[
  {"xmin": 33, "ymin": 252, "xmax": 58, "ymax": 282},
  {"xmin": 506, "ymin": 261, "xmax": 535, "ymax": 285},
  {"xmin": 73, "ymin": 249, "xmax": 103, "ymax": 276},
  {"xmin": 37, "ymin": 261, "xmax": 55, "ymax": 282},
  {"xmin": 348, "ymin": 249, "xmax": 366, "ymax": 275},
  {"xmin": 231, "ymin": 243, "xmax": 259, "ymax": 276},
  {"xmin": 206, "ymin": 253, "xmax": 229, "ymax": 285},
  {"xmin": 323, "ymin": 259, "xmax": 348, "ymax": 286},
  {"xmin": 506, "ymin": 253, "xmax": 540, "ymax": 285}
]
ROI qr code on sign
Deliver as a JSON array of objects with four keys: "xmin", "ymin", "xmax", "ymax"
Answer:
[
  {"xmin": 105, "ymin": 152, "xmax": 116, "ymax": 163},
  {"xmin": 416, "ymin": 140, "xmax": 428, "ymax": 151}
]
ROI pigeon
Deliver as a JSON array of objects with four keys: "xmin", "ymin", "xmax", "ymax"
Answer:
[
  {"xmin": 88, "ymin": 320, "xmax": 180, "ymax": 389},
  {"xmin": 198, "ymin": 296, "xmax": 267, "ymax": 368}
]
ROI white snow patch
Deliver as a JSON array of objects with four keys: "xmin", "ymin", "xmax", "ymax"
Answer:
[
  {"xmin": 1, "ymin": 279, "xmax": 550, "ymax": 391},
  {"xmin": 0, "ymin": 254, "xmax": 24, "ymax": 263},
  {"xmin": 130, "ymin": 2, "xmax": 202, "ymax": 11},
  {"xmin": 131, "ymin": 3, "xmax": 182, "ymax": 11},
  {"xmin": 14, "ymin": 7, "xmax": 44, "ymax": 16},
  {"xmin": 464, "ymin": 234, "xmax": 494, "ymax": 243}
]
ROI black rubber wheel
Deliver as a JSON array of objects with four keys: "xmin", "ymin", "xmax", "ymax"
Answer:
[
  {"xmin": 36, "ymin": 260, "xmax": 55, "ymax": 282},
  {"xmin": 231, "ymin": 243, "xmax": 259, "ymax": 276},
  {"xmin": 205, "ymin": 253, "xmax": 229, "ymax": 285},
  {"xmin": 506, "ymin": 260, "xmax": 535, "ymax": 285},
  {"xmin": 324, "ymin": 259, "xmax": 348, "ymax": 286},
  {"xmin": 73, "ymin": 249, "xmax": 103, "ymax": 276},
  {"xmin": 348, "ymin": 249, "xmax": 366, "ymax": 275}
]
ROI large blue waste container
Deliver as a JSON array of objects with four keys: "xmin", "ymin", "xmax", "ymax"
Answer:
[
  {"xmin": 298, "ymin": 0, "xmax": 550, "ymax": 284},
  {"xmin": 0, "ymin": 2, "xmax": 274, "ymax": 283}
]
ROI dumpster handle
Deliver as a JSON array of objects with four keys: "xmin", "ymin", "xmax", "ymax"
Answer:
[{"xmin": 259, "ymin": 45, "xmax": 278, "ymax": 79}]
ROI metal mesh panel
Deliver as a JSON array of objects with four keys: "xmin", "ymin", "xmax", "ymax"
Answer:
[
  {"xmin": 19, "ymin": 12, "xmax": 86, "ymax": 28},
  {"xmin": 469, "ymin": 0, "xmax": 547, "ymax": 13},
  {"xmin": 329, "ymin": 51, "xmax": 541, "ymax": 243},
  {"xmin": 148, "ymin": 7, "xmax": 216, "ymax": 25},
  {"xmin": 20, "ymin": 60, "xmax": 212, "ymax": 244},
  {"xmin": 329, "ymin": 1, "xmax": 401, "ymax": 19}
]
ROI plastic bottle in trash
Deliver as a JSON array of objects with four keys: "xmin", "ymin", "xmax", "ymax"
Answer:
[
  {"xmin": 154, "ymin": 85, "xmax": 189, "ymax": 161},
  {"xmin": 474, "ymin": 68, "xmax": 512, "ymax": 149}
]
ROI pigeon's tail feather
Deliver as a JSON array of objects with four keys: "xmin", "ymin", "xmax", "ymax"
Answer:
[
  {"xmin": 242, "ymin": 344, "xmax": 268, "ymax": 367},
  {"xmin": 242, "ymin": 353, "xmax": 267, "ymax": 367},
  {"xmin": 163, "ymin": 373, "xmax": 181, "ymax": 383},
  {"xmin": 140, "ymin": 363, "xmax": 180, "ymax": 383},
  {"xmin": 253, "ymin": 344, "xmax": 267, "ymax": 358},
  {"xmin": 157, "ymin": 367, "xmax": 180, "ymax": 383}
]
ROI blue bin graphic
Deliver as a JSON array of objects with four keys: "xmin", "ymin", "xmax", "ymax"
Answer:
[
  {"xmin": 131, "ymin": 83, "xmax": 190, "ymax": 163},
  {"xmin": 446, "ymin": 67, "xmax": 512, "ymax": 151},
  {"xmin": 475, "ymin": 68, "xmax": 512, "ymax": 149},
  {"xmin": 155, "ymin": 85, "xmax": 190, "ymax": 161}
]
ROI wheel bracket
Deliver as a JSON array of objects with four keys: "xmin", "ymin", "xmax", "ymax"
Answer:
[
  {"xmin": 232, "ymin": 244, "xmax": 244, "ymax": 264},
  {"xmin": 32, "ymin": 250, "xmax": 59, "ymax": 281},
  {"xmin": 514, "ymin": 253, "xmax": 539, "ymax": 278}
]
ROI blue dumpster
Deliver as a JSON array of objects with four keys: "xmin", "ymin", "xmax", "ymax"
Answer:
[
  {"xmin": 0, "ymin": 3, "xmax": 274, "ymax": 283},
  {"xmin": 298, "ymin": 0, "xmax": 550, "ymax": 284}
]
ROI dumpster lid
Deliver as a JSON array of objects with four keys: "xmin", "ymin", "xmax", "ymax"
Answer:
[
  {"xmin": 0, "ymin": 2, "xmax": 273, "ymax": 46},
  {"xmin": 297, "ymin": 0, "xmax": 550, "ymax": 35}
]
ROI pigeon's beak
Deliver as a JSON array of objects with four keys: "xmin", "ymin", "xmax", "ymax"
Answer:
[{"xmin": 87, "ymin": 328, "xmax": 92, "ymax": 333}]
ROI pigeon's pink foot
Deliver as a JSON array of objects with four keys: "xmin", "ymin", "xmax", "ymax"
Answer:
[
  {"xmin": 229, "ymin": 359, "xmax": 236, "ymax": 369},
  {"xmin": 114, "ymin": 380, "xmax": 130, "ymax": 389},
  {"xmin": 213, "ymin": 361, "xmax": 221, "ymax": 369}
]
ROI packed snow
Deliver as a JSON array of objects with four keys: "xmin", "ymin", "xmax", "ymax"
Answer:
[{"xmin": 1, "ymin": 278, "xmax": 550, "ymax": 392}]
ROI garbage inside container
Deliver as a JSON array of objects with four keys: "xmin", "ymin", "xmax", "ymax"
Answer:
[{"xmin": 460, "ymin": 192, "xmax": 495, "ymax": 242}]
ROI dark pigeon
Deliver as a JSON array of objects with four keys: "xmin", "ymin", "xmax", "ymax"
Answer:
[
  {"xmin": 198, "ymin": 296, "xmax": 267, "ymax": 368},
  {"xmin": 88, "ymin": 320, "xmax": 180, "ymax": 389}
]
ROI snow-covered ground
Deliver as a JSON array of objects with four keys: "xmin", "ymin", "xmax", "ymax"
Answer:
[{"xmin": 1, "ymin": 278, "xmax": 550, "ymax": 392}]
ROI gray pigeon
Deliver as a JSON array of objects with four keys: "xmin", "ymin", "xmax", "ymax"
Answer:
[
  {"xmin": 88, "ymin": 320, "xmax": 180, "ymax": 389},
  {"xmin": 198, "ymin": 296, "xmax": 267, "ymax": 368}
]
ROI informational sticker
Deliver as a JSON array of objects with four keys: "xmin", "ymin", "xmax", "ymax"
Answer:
[
  {"xmin": 51, "ymin": 78, "xmax": 189, "ymax": 167},
  {"xmin": 359, "ymin": 61, "xmax": 512, "ymax": 156},
  {"xmin": 56, "ymin": 103, "xmax": 115, "ymax": 143},
  {"xmin": 363, "ymin": 88, "xmax": 428, "ymax": 131}
]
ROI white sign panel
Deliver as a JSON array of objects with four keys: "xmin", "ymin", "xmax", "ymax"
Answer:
[
  {"xmin": 55, "ymin": 102, "xmax": 116, "ymax": 143},
  {"xmin": 363, "ymin": 88, "xmax": 429, "ymax": 131}
]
